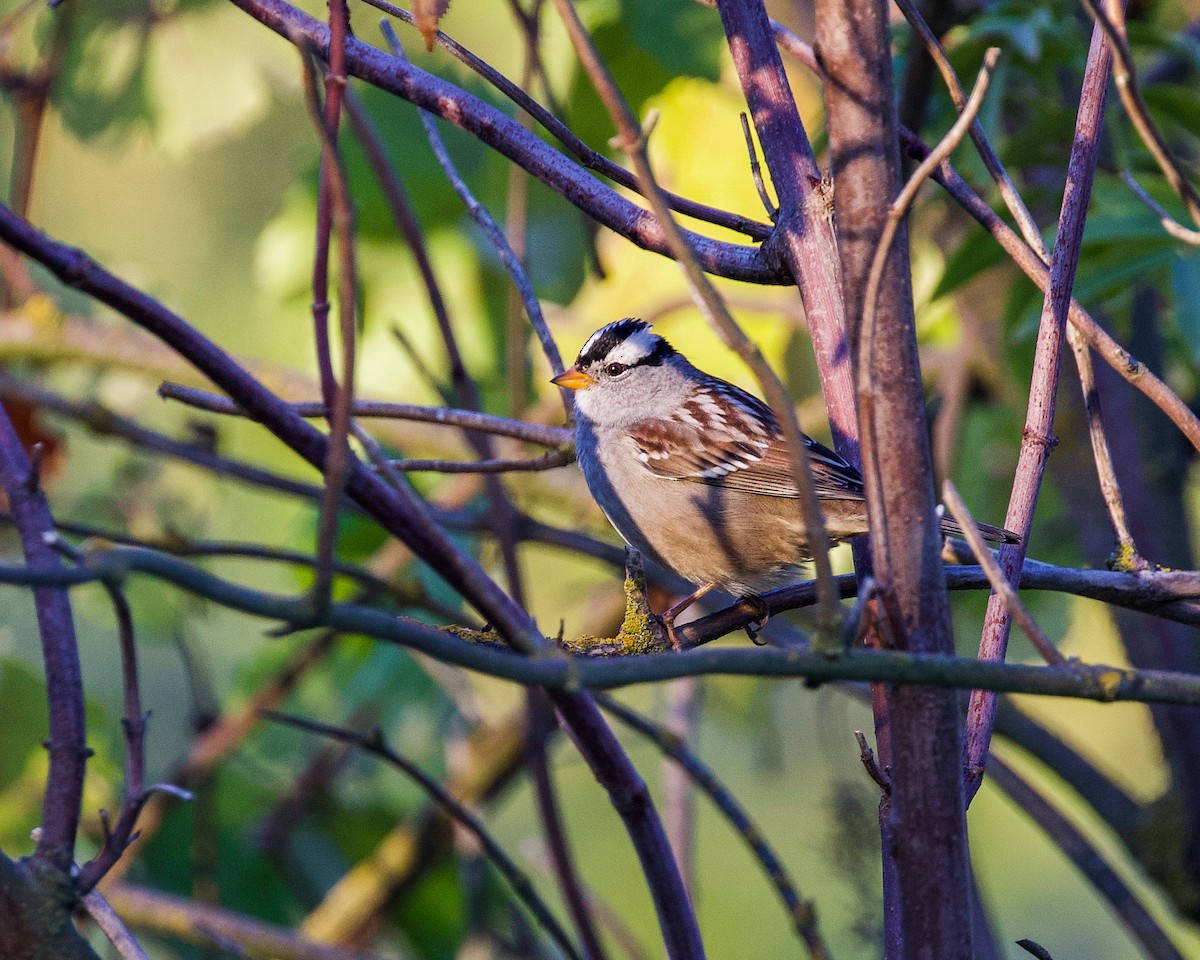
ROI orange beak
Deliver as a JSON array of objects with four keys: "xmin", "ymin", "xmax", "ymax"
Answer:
[{"xmin": 550, "ymin": 366, "xmax": 596, "ymax": 391}]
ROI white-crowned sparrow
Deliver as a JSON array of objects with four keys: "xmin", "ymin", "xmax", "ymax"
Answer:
[{"xmin": 551, "ymin": 318, "xmax": 1018, "ymax": 637}]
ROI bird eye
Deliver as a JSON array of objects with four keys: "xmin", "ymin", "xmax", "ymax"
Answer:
[{"xmin": 605, "ymin": 362, "xmax": 627, "ymax": 377}]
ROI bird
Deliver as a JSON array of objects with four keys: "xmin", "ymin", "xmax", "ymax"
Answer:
[{"xmin": 551, "ymin": 318, "xmax": 1019, "ymax": 644}]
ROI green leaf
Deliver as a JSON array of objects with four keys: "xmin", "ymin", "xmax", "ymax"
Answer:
[{"xmin": 1171, "ymin": 251, "xmax": 1200, "ymax": 364}]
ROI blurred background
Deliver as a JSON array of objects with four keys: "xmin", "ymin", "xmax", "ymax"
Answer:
[{"xmin": 1, "ymin": 0, "xmax": 1200, "ymax": 955}]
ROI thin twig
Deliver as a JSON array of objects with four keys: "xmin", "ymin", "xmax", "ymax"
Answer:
[
  {"xmin": 893, "ymin": 0, "xmax": 1043, "ymax": 251},
  {"xmin": 43, "ymin": 535, "xmax": 179, "ymax": 892},
  {"xmin": 1122, "ymin": 171, "xmax": 1200, "ymax": 246},
  {"xmin": 0, "ymin": 375, "xmax": 331, "ymax": 503},
  {"xmin": 941, "ymin": 483, "xmax": 1063, "ymax": 665},
  {"xmin": 294, "ymin": 36, "xmax": 359, "ymax": 618},
  {"xmin": 157, "ymin": 382, "xmax": 572, "ymax": 447},
  {"xmin": 267, "ymin": 711, "xmax": 585, "ymax": 960},
  {"xmin": 739, "ymin": 113, "xmax": 777, "ymax": 221},
  {"xmin": 859, "ymin": 49, "xmax": 1000, "ymax": 399},
  {"xmin": 81, "ymin": 890, "xmax": 152, "ymax": 960},
  {"xmin": 525, "ymin": 690, "xmax": 609, "ymax": 960},
  {"xmin": 854, "ymin": 730, "xmax": 891, "ymax": 793},
  {"xmin": 1079, "ymin": 0, "xmax": 1200, "ymax": 233},
  {"xmin": 896, "ymin": 0, "xmax": 1144, "ymax": 565},
  {"xmin": 381, "ymin": 450, "xmax": 573, "ymax": 473},
  {"xmin": 549, "ymin": 0, "xmax": 842, "ymax": 645},
  {"xmin": 381, "ymin": 23, "xmax": 570, "ymax": 415},
  {"xmin": 966, "ymin": 21, "xmax": 1118, "ymax": 802}
]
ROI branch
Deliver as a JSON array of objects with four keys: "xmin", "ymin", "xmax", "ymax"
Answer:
[
  {"xmin": 294, "ymin": 35, "xmax": 358, "ymax": 617},
  {"xmin": 381, "ymin": 450, "xmax": 573, "ymax": 474},
  {"xmin": 966, "ymin": 19, "xmax": 1118, "ymax": 802},
  {"xmin": 157, "ymin": 382, "xmax": 572, "ymax": 448},
  {"xmin": 362, "ymin": 0, "xmax": 772, "ymax": 242},
  {"xmin": 2, "ymin": 546, "xmax": 1200, "ymax": 705},
  {"xmin": 0, "ymin": 402, "xmax": 86, "ymax": 874},
  {"xmin": 0, "ymin": 375, "xmax": 329, "ymax": 503},
  {"xmin": 230, "ymin": 0, "xmax": 783, "ymax": 284}
]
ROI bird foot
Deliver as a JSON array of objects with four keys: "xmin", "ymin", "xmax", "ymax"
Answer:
[
  {"xmin": 743, "ymin": 595, "xmax": 770, "ymax": 645},
  {"xmin": 658, "ymin": 582, "xmax": 716, "ymax": 651}
]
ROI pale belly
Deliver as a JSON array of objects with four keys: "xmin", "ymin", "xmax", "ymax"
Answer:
[{"xmin": 577, "ymin": 424, "xmax": 819, "ymax": 596}]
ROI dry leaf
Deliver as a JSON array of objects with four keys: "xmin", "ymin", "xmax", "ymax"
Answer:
[{"xmin": 412, "ymin": 0, "xmax": 451, "ymax": 51}]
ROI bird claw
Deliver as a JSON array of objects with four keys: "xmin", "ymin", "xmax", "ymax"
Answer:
[
  {"xmin": 658, "ymin": 612, "xmax": 685, "ymax": 651},
  {"xmin": 743, "ymin": 595, "xmax": 770, "ymax": 644}
]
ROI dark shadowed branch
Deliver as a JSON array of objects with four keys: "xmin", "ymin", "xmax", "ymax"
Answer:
[
  {"xmin": 266, "ymin": 711, "xmax": 584, "ymax": 960},
  {"xmin": 0, "ymin": 403, "xmax": 86, "ymax": 874},
  {"xmin": 987, "ymin": 754, "xmax": 1185, "ymax": 960}
]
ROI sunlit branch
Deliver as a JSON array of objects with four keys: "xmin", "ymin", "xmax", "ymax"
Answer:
[
  {"xmin": 362, "ymin": 0, "xmax": 772, "ymax": 243},
  {"xmin": 227, "ymin": 0, "xmax": 783, "ymax": 285},
  {"xmin": 966, "ymin": 21, "xmax": 1117, "ymax": 802}
]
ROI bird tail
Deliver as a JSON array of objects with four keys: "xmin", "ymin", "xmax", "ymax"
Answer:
[{"xmin": 939, "ymin": 515, "xmax": 1022, "ymax": 545}]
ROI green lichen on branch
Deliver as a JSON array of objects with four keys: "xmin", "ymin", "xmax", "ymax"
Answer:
[
  {"xmin": 563, "ymin": 550, "xmax": 671, "ymax": 656},
  {"xmin": 441, "ymin": 559, "xmax": 670, "ymax": 657}
]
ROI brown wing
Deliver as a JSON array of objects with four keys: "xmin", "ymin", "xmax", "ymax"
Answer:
[{"xmin": 628, "ymin": 380, "xmax": 865, "ymax": 501}]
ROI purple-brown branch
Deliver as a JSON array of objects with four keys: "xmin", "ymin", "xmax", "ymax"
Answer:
[
  {"xmin": 965, "ymin": 21, "xmax": 1117, "ymax": 802},
  {"xmin": 0, "ymin": 404, "xmax": 86, "ymax": 874},
  {"xmin": 814, "ymin": 0, "xmax": 977, "ymax": 950},
  {"xmin": 227, "ymin": 0, "xmax": 782, "ymax": 285}
]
